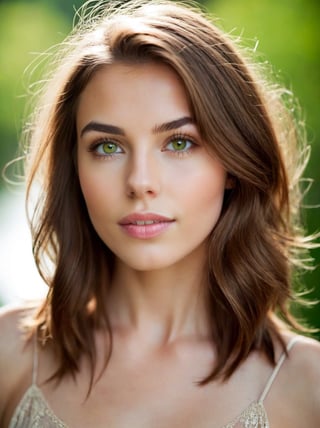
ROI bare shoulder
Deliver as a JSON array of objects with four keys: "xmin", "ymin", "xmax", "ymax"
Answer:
[
  {"xmin": 265, "ymin": 334, "xmax": 320, "ymax": 427},
  {"xmin": 0, "ymin": 304, "xmax": 37, "ymax": 420},
  {"xmin": 285, "ymin": 335, "xmax": 320, "ymax": 425},
  {"xmin": 0, "ymin": 302, "xmax": 36, "ymax": 349},
  {"xmin": 288, "ymin": 335, "xmax": 320, "ymax": 379},
  {"xmin": 0, "ymin": 302, "xmax": 37, "ymax": 371}
]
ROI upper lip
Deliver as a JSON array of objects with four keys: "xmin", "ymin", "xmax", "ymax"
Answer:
[{"xmin": 119, "ymin": 213, "xmax": 175, "ymax": 225}]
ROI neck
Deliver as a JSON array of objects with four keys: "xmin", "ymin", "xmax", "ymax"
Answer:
[{"xmin": 107, "ymin": 255, "xmax": 210, "ymax": 345}]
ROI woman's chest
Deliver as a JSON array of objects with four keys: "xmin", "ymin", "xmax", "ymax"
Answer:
[
  {"xmin": 34, "ymin": 342, "xmax": 312, "ymax": 428},
  {"xmin": 40, "ymin": 362, "xmax": 265, "ymax": 428}
]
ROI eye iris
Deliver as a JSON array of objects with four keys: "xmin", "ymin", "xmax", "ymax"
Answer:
[
  {"xmin": 102, "ymin": 142, "xmax": 117, "ymax": 154},
  {"xmin": 172, "ymin": 139, "xmax": 187, "ymax": 151}
]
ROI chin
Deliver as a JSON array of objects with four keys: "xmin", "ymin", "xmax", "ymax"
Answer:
[{"xmin": 118, "ymin": 257, "xmax": 175, "ymax": 273}]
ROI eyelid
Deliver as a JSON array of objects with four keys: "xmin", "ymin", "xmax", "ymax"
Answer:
[
  {"xmin": 88, "ymin": 137, "xmax": 122, "ymax": 150},
  {"xmin": 86, "ymin": 132, "xmax": 200, "ymax": 156},
  {"xmin": 88, "ymin": 137, "xmax": 124, "ymax": 156},
  {"xmin": 164, "ymin": 132, "xmax": 198, "ymax": 150}
]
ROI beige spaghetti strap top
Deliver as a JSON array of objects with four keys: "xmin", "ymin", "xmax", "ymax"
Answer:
[{"xmin": 9, "ymin": 337, "xmax": 299, "ymax": 428}]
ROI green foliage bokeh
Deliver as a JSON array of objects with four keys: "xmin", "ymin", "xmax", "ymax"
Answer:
[
  {"xmin": 0, "ymin": 2, "xmax": 70, "ymax": 166},
  {"xmin": 0, "ymin": 0, "xmax": 319, "ymax": 334}
]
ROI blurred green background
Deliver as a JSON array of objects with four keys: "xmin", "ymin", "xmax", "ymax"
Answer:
[{"xmin": 0, "ymin": 0, "xmax": 319, "ymax": 336}]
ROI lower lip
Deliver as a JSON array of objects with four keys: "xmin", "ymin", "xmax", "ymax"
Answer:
[{"xmin": 120, "ymin": 221, "xmax": 174, "ymax": 239}]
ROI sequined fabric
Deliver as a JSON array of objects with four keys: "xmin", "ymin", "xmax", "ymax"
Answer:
[
  {"xmin": 223, "ymin": 401, "xmax": 269, "ymax": 428},
  {"xmin": 9, "ymin": 384, "xmax": 67, "ymax": 428}
]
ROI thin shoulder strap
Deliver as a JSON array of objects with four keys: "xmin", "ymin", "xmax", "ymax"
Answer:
[
  {"xmin": 32, "ymin": 330, "xmax": 39, "ymax": 386},
  {"xmin": 258, "ymin": 336, "xmax": 299, "ymax": 403}
]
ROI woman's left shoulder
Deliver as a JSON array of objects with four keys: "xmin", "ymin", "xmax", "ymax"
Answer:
[
  {"xmin": 286, "ymin": 335, "xmax": 320, "ymax": 423},
  {"xmin": 288, "ymin": 334, "xmax": 320, "ymax": 372}
]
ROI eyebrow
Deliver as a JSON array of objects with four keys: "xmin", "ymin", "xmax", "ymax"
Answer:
[
  {"xmin": 152, "ymin": 116, "xmax": 194, "ymax": 133},
  {"xmin": 80, "ymin": 116, "xmax": 194, "ymax": 138},
  {"xmin": 80, "ymin": 122, "xmax": 125, "ymax": 137}
]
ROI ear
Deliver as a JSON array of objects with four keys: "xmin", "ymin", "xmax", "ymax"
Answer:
[{"xmin": 225, "ymin": 174, "xmax": 236, "ymax": 190}]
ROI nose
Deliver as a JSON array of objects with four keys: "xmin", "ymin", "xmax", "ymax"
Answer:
[{"xmin": 126, "ymin": 150, "xmax": 160, "ymax": 199}]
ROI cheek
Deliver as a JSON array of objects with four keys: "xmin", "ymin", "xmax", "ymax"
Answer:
[
  {"xmin": 197, "ymin": 189, "xmax": 224, "ymax": 224},
  {"xmin": 183, "ymin": 168, "xmax": 226, "ymax": 233},
  {"xmin": 78, "ymin": 166, "xmax": 116, "ymax": 218},
  {"xmin": 184, "ymin": 167, "xmax": 226, "ymax": 208},
  {"xmin": 78, "ymin": 172, "xmax": 98, "ymax": 209}
]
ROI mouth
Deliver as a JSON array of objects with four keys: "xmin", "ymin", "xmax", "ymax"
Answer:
[
  {"xmin": 119, "ymin": 213, "xmax": 175, "ymax": 239},
  {"xmin": 119, "ymin": 213, "xmax": 174, "ymax": 225},
  {"xmin": 131, "ymin": 220, "xmax": 162, "ymax": 225}
]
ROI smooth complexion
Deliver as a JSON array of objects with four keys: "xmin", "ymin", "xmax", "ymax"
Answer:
[
  {"xmin": 76, "ymin": 62, "xmax": 230, "ymax": 339},
  {"xmin": 77, "ymin": 63, "xmax": 228, "ymax": 275}
]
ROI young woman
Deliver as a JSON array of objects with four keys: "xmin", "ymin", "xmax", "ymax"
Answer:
[{"xmin": 0, "ymin": 1, "xmax": 319, "ymax": 427}]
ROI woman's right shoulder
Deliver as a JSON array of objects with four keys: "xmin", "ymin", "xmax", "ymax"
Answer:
[{"xmin": 0, "ymin": 304, "xmax": 37, "ymax": 420}]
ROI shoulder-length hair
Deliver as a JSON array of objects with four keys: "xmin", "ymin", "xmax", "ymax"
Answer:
[{"xmin": 24, "ymin": 0, "xmax": 313, "ymax": 387}]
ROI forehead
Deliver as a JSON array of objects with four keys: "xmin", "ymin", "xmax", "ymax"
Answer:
[{"xmin": 76, "ymin": 62, "xmax": 192, "ymax": 130}]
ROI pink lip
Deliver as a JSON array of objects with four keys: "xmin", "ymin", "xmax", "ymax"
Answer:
[{"xmin": 119, "ymin": 213, "xmax": 175, "ymax": 239}]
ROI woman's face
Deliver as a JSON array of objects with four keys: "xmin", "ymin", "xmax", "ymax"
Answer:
[{"xmin": 77, "ymin": 62, "xmax": 227, "ymax": 271}]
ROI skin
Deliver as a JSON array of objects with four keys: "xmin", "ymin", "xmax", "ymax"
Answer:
[
  {"xmin": 0, "ymin": 63, "xmax": 320, "ymax": 428},
  {"xmin": 76, "ymin": 62, "xmax": 228, "ymax": 337}
]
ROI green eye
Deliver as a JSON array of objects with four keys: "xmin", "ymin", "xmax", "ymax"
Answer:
[
  {"xmin": 92, "ymin": 140, "xmax": 123, "ymax": 156},
  {"xmin": 167, "ymin": 137, "xmax": 193, "ymax": 152},
  {"xmin": 171, "ymin": 139, "xmax": 188, "ymax": 151},
  {"xmin": 101, "ymin": 142, "xmax": 118, "ymax": 154}
]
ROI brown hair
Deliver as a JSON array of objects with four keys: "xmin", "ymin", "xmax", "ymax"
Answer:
[{"xmin": 24, "ymin": 0, "xmax": 314, "ymax": 387}]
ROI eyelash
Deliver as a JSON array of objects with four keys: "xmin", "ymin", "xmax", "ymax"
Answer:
[
  {"xmin": 88, "ymin": 138, "xmax": 123, "ymax": 159},
  {"xmin": 87, "ymin": 133, "xmax": 197, "ymax": 159},
  {"xmin": 163, "ymin": 133, "xmax": 197, "ymax": 156}
]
